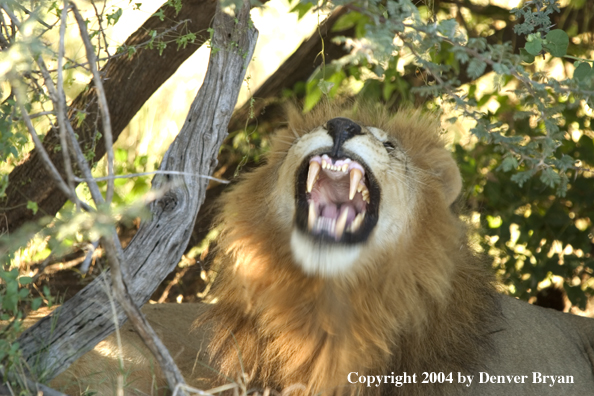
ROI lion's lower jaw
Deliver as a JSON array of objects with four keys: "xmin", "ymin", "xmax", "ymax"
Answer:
[{"xmin": 290, "ymin": 229, "xmax": 361, "ymax": 276}]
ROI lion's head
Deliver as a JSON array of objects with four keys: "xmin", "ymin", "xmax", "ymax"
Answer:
[
  {"xmin": 201, "ymin": 103, "xmax": 496, "ymax": 395},
  {"xmin": 273, "ymin": 105, "xmax": 463, "ymax": 276}
]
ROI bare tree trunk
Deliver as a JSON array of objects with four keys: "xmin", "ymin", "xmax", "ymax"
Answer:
[
  {"xmin": 0, "ymin": 0, "xmax": 218, "ymax": 234},
  {"xmin": 17, "ymin": 6, "xmax": 258, "ymax": 382}
]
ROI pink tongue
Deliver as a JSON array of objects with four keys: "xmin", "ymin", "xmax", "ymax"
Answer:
[
  {"xmin": 321, "ymin": 203, "xmax": 357, "ymax": 223},
  {"xmin": 322, "ymin": 204, "xmax": 338, "ymax": 219}
]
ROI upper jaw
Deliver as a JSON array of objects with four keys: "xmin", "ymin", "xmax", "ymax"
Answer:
[{"xmin": 294, "ymin": 148, "xmax": 380, "ymax": 245}]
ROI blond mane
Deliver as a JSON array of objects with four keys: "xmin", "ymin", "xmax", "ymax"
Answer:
[{"xmin": 198, "ymin": 103, "xmax": 498, "ymax": 395}]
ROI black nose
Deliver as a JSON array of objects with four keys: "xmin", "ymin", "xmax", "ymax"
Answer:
[{"xmin": 325, "ymin": 117, "xmax": 363, "ymax": 158}]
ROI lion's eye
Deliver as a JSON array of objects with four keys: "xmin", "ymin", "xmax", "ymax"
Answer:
[{"xmin": 383, "ymin": 141, "xmax": 395, "ymax": 152}]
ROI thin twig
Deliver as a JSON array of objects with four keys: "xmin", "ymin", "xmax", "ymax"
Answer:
[
  {"xmin": 0, "ymin": 4, "xmax": 21, "ymax": 29},
  {"xmin": 90, "ymin": 0, "xmax": 111, "ymax": 59},
  {"xmin": 157, "ymin": 265, "xmax": 190, "ymax": 303},
  {"xmin": 70, "ymin": 2, "xmax": 115, "ymax": 204},
  {"xmin": 79, "ymin": 240, "xmax": 99, "ymax": 273},
  {"xmin": 101, "ymin": 235, "xmax": 188, "ymax": 393},
  {"xmin": 97, "ymin": 269, "xmax": 126, "ymax": 372},
  {"xmin": 14, "ymin": 110, "xmax": 55, "ymax": 120},
  {"xmin": 37, "ymin": 18, "xmax": 192, "ymax": 74},
  {"xmin": 12, "ymin": 2, "xmax": 52, "ymax": 29},
  {"xmin": 56, "ymin": 0, "xmax": 79, "ymax": 209},
  {"xmin": 36, "ymin": 56, "xmax": 105, "ymax": 205},
  {"xmin": 12, "ymin": 87, "xmax": 92, "ymax": 212},
  {"xmin": 74, "ymin": 170, "xmax": 230, "ymax": 184},
  {"xmin": 65, "ymin": 121, "xmax": 105, "ymax": 203}
]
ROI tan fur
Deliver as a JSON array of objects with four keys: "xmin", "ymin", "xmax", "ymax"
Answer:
[
  {"xmin": 50, "ymin": 104, "xmax": 594, "ymax": 396},
  {"xmin": 198, "ymin": 103, "xmax": 498, "ymax": 395}
]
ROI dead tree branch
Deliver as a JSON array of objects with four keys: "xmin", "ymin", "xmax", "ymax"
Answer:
[{"xmin": 16, "ymin": 3, "xmax": 258, "ymax": 384}]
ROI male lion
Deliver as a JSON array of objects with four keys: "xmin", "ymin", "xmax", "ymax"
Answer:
[{"xmin": 55, "ymin": 104, "xmax": 594, "ymax": 395}]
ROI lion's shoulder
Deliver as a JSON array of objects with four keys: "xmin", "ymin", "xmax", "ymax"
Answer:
[{"xmin": 467, "ymin": 295, "xmax": 594, "ymax": 395}]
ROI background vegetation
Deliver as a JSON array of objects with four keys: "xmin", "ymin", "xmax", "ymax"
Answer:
[{"xmin": 0, "ymin": 0, "xmax": 593, "ymax": 393}]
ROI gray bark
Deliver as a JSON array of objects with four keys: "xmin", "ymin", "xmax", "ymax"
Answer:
[{"xmin": 17, "ymin": 6, "xmax": 258, "ymax": 382}]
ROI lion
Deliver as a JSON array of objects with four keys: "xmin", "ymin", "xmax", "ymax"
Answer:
[{"xmin": 52, "ymin": 104, "xmax": 594, "ymax": 395}]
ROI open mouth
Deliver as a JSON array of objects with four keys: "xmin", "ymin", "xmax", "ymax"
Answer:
[{"xmin": 295, "ymin": 152, "xmax": 380, "ymax": 244}]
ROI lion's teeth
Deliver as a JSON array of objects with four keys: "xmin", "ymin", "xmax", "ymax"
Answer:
[
  {"xmin": 349, "ymin": 168, "xmax": 363, "ymax": 200},
  {"xmin": 308, "ymin": 201, "xmax": 316, "ymax": 231},
  {"xmin": 307, "ymin": 161, "xmax": 321, "ymax": 193},
  {"xmin": 322, "ymin": 159, "xmax": 328, "ymax": 169},
  {"xmin": 350, "ymin": 212, "xmax": 365, "ymax": 232},
  {"xmin": 342, "ymin": 164, "xmax": 349, "ymax": 173},
  {"xmin": 335, "ymin": 208, "xmax": 349, "ymax": 239},
  {"xmin": 362, "ymin": 189, "xmax": 370, "ymax": 204}
]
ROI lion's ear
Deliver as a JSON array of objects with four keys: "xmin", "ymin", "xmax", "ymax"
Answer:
[{"xmin": 427, "ymin": 148, "xmax": 462, "ymax": 206}]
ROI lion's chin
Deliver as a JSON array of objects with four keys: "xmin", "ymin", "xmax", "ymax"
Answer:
[{"xmin": 290, "ymin": 229, "xmax": 362, "ymax": 276}]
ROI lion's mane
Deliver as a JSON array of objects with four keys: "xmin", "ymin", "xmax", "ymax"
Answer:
[{"xmin": 198, "ymin": 103, "xmax": 499, "ymax": 395}]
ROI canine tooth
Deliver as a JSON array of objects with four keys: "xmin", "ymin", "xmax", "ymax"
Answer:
[
  {"xmin": 349, "ymin": 168, "xmax": 363, "ymax": 200},
  {"xmin": 307, "ymin": 161, "xmax": 321, "ymax": 193},
  {"xmin": 351, "ymin": 213, "xmax": 364, "ymax": 232},
  {"xmin": 335, "ymin": 209, "xmax": 349, "ymax": 239},
  {"xmin": 308, "ymin": 202, "xmax": 316, "ymax": 231}
]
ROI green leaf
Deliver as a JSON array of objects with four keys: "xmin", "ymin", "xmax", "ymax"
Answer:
[
  {"xmin": 545, "ymin": 29, "xmax": 569, "ymax": 57},
  {"xmin": 437, "ymin": 19, "xmax": 457, "ymax": 38},
  {"xmin": 499, "ymin": 156, "xmax": 518, "ymax": 172},
  {"xmin": 289, "ymin": 2, "xmax": 313, "ymax": 20},
  {"xmin": 153, "ymin": 8, "xmax": 165, "ymax": 21},
  {"xmin": 106, "ymin": 8, "xmax": 123, "ymax": 26},
  {"xmin": 519, "ymin": 49, "xmax": 535, "ymax": 64},
  {"xmin": 18, "ymin": 288, "xmax": 29, "ymax": 299},
  {"xmin": 486, "ymin": 215, "xmax": 502, "ymax": 228},
  {"xmin": 492, "ymin": 63, "xmax": 510, "ymax": 75},
  {"xmin": 157, "ymin": 41, "xmax": 167, "ymax": 56},
  {"xmin": 574, "ymin": 62, "xmax": 593, "ymax": 81},
  {"xmin": 31, "ymin": 297, "xmax": 42, "ymax": 311},
  {"xmin": 1, "ymin": 268, "xmax": 19, "ymax": 281},
  {"xmin": 114, "ymin": 148, "xmax": 128, "ymax": 163},
  {"xmin": 540, "ymin": 167, "xmax": 561, "ymax": 188},
  {"xmin": 332, "ymin": 11, "xmax": 363, "ymax": 32},
  {"xmin": 510, "ymin": 170, "xmax": 534, "ymax": 187},
  {"xmin": 318, "ymin": 80, "xmax": 334, "ymax": 95},
  {"xmin": 75, "ymin": 110, "xmax": 86, "ymax": 127},
  {"xmin": 525, "ymin": 39, "xmax": 542, "ymax": 56},
  {"xmin": 27, "ymin": 200, "xmax": 38, "ymax": 215},
  {"xmin": 467, "ymin": 58, "xmax": 487, "ymax": 79},
  {"xmin": 18, "ymin": 276, "xmax": 33, "ymax": 285}
]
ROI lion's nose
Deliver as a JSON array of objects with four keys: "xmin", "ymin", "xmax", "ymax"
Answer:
[{"xmin": 325, "ymin": 117, "xmax": 363, "ymax": 157}]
